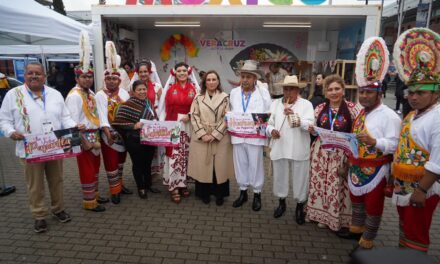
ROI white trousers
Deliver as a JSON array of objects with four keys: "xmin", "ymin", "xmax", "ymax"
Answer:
[
  {"xmin": 232, "ymin": 143, "xmax": 265, "ymax": 193},
  {"xmin": 272, "ymin": 159, "xmax": 310, "ymax": 203}
]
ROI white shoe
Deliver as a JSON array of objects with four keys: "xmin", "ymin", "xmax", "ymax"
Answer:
[{"xmin": 317, "ymin": 223, "xmax": 327, "ymax": 229}]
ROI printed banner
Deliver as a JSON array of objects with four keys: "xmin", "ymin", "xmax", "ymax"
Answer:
[
  {"xmin": 314, "ymin": 127, "xmax": 359, "ymax": 158},
  {"xmin": 24, "ymin": 128, "xmax": 81, "ymax": 163},
  {"xmin": 140, "ymin": 120, "xmax": 181, "ymax": 147},
  {"xmin": 225, "ymin": 112, "xmax": 270, "ymax": 139}
]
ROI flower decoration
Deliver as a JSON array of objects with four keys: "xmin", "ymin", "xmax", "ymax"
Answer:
[{"xmin": 160, "ymin": 34, "xmax": 199, "ymax": 62}]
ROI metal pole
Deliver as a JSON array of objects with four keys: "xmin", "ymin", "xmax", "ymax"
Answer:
[
  {"xmin": 427, "ymin": 0, "xmax": 433, "ymax": 28},
  {"xmin": 379, "ymin": 0, "xmax": 385, "ymax": 36},
  {"xmin": 397, "ymin": 0, "xmax": 406, "ymax": 37},
  {"xmin": 0, "ymin": 138, "xmax": 16, "ymax": 196}
]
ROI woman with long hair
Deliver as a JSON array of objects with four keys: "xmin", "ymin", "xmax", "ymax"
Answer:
[{"xmin": 188, "ymin": 71, "xmax": 234, "ymax": 205}]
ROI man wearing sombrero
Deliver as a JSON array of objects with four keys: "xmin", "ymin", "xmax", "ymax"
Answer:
[
  {"xmin": 391, "ymin": 28, "xmax": 440, "ymax": 252},
  {"xmin": 336, "ymin": 37, "xmax": 401, "ymax": 251},
  {"xmin": 230, "ymin": 60, "xmax": 272, "ymax": 211},
  {"xmin": 266, "ymin": 75, "xmax": 314, "ymax": 224}
]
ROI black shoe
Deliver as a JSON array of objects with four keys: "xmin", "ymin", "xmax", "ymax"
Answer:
[
  {"xmin": 121, "ymin": 185, "xmax": 133, "ymax": 195},
  {"xmin": 215, "ymin": 197, "xmax": 224, "ymax": 206},
  {"xmin": 34, "ymin": 219, "xmax": 47, "ymax": 233},
  {"xmin": 252, "ymin": 193, "xmax": 262, "ymax": 211},
  {"xmin": 147, "ymin": 187, "xmax": 161, "ymax": 194},
  {"xmin": 52, "ymin": 211, "xmax": 71, "ymax": 223},
  {"xmin": 274, "ymin": 198, "xmax": 286, "ymax": 218},
  {"xmin": 86, "ymin": 204, "xmax": 106, "ymax": 212},
  {"xmin": 335, "ymin": 229, "xmax": 363, "ymax": 240},
  {"xmin": 232, "ymin": 190, "xmax": 248, "ymax": 208},
  {"xmin": 111, "ymin": 193, "xmax": 121, "ymax": 204},
  {"xmin": 202, "ymin": 196, "xmax": 210, "ymax": 204},
  {"xmin": 138, "ymin": 189, "xmax": 147, "ymax": 199},
  {"xmin": 295, "ymin": 202, "xmax": 305, "ymax": 225},
  {"xmin": 97, "ymin": 197, "xmax": 109, "ymax": 204}
]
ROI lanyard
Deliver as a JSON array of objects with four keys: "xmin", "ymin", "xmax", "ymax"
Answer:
[
  {"xmin": 241, "ymin": 90, "xmax": 252, "ymax": 113},
  {"xmin": 328, "ymin": 107, "xmax": 338, "ymax": 131},
  {"xmin": 25, "ymin": 84, "xmax": 46, "ymax": 112}
]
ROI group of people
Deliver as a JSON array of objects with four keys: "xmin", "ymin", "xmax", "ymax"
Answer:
[{"xmin": 0, "ymin": 29, "xmax": 439, "ymax": 256}]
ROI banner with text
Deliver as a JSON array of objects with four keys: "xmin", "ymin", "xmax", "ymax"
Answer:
[
  {"xmin": 225, "ymin": 112, "xmax": 270, "ymax": 139},
  {"xmin": 140, "ymin": 120, "xmax": 181, "ymax": 147},
  {"xmin": 314, "ymin": 127, "xmax": 359, "ymax": 158},
  {"xmin": 24, "ymin": 128, "xmax": 81, "ymax": 163}
]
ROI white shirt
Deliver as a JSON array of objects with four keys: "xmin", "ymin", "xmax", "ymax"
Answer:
[
  {"xmin": 349, "ymin": 103, "xmax": 401, "ymax": 195},
  {"xmin": 229, "ymin": 85, "xmax": 272, "ymax": 146},
  {"xmin": 393, "ymin": 104, "xmax": 440, "ymax": 206},
  {"xmin": 267, "ymin": 97, "xmax": 315, "ymax": 161},
  {"xmin": 0, "ymin": 85, "xmax": 76, "ymax": 158},
  {"xmin": 95, "ymin": 88, "xmax": 130, "ymax": 128},
  {"xmin": 410, "ymin": 104, "xmax": 440, "ymax": 176},
  {"xmin": 65, "ymin": 87, "xmax": 99, "ymax": 130},
  {"xmin": 364, "ymin": 104, "xmax": 401, "ymax": 155}
]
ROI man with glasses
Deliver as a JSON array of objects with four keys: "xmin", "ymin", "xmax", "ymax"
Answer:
[{"xmin": 0, "ymin": 62, "xmax": 77, "ymax": 232}]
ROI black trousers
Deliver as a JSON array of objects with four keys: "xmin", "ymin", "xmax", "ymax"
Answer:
[{"xmin": 124, "ymin": 134, "xmax": 156, "ymax": 190}]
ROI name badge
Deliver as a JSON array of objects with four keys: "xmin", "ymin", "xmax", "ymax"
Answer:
[{"xmin": 42, "ymin": 119, "xmax": 54, "ymax": 134}]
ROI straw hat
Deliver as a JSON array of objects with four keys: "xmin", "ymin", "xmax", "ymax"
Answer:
[
  {"xmin": 278, "ymin": 75, "xmax": 306, "ymax": 88},
  {"xmin": 238, "ymin": 60, "xmax": 261, "ymax": 79}
]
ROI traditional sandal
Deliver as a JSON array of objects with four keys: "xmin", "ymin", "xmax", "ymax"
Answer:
[
  {"xmin": 171, "ymin": 190, "xmax": 181, "ymax": 204},
  {"xmin": 180, "ymin": 188, "xmax": 190, "ymax": 198}
]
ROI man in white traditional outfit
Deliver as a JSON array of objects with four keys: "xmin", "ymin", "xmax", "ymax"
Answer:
[
  {"xmin": 0, "ymin": 62, "xmax": 77, "ymax": 233},
  {"xmin": 229, "ymin": 60, "xmax": 272, "ymax": 211},
  {"xmin": 266, "ymin": 75, "xmax": 314, "ymax": 224},
  {"xmin": 65, "ymin": 31, "xmax": 107, "ymax": 212},
  {"xmin": 95, "ymin": 41, "xmax": 131, "ymax": 204}
]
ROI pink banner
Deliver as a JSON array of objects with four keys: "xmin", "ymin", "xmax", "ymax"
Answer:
[{"xmin": 140, "ymin": 120, "xmax": 181, "ymax": 147}]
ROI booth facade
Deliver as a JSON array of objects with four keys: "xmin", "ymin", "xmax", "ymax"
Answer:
[{"xmin": 91, "ymin": 4, "xmax": 381, "ymax": 92}]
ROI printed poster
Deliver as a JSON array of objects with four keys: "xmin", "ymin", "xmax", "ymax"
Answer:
[
  {"xmin": 314, "ymin": 127, "xmax": 359, "ymax": 158},
  {"xmin": 24, "ymin": 128, "xmax": 81, "ymax": 163},
  {"xmin": 140, "ymin": 120, "xmax": 181, "ymax": 147},
  {"xmin": 225, "ymin": 112, "xmax": 270, "ymax": 139}
]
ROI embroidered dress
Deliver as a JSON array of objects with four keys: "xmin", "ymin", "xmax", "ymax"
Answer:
[
  {"xmin": 163, "ymin": 82, "xmax": 196, "ymax": 191},
  {"xmin": 307, "ymin": 101, "xmax": 361, "ymax": 231}
]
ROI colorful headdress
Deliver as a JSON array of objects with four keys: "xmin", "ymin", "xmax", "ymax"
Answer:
[
  {"xmin": 355, "ymin": 37, "xmax": 390, "ymax": 92},
  {"xmin": 75, "ymin": 31, "xmax": 93, "ymax": 75},
  {"xmin": 393, "ymin": 27, "xmax": 440, "ymax": 92},
  {"xmin": 104, "ymin": 41, "xmax": 121, "ymax": 78}
]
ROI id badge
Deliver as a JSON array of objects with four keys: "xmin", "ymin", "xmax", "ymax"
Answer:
[{"xmin": 42, "ymin": 118, "xmax": 54, "ymax": 133}]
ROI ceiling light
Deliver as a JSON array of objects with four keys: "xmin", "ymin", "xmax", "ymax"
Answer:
[
  {"xmin": 155, "ymin": 21, "xmax": 200, "ymax": 27},
  {"xmin": 263, "ymin": 22, "xmax": 311, "ymax": 28},
  {"xmin": 262, "ymin": 24, "xmax": 311, "ymax": 28}
]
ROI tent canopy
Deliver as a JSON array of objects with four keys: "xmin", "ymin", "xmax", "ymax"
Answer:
[{"xmin": 0, "ymin": 0, "xmax": 92, "ymax": 45}]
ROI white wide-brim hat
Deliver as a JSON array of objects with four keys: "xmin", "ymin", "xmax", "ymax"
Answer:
[
  {"xmin": 238, "ymin": 60, "xmax": 261, "ymax": 79},
  {"xmin": 278, "ymin": 75, "xmax": 306, "ymax": 88}
]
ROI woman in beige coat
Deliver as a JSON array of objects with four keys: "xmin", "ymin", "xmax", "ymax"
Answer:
[{"xmin": 188, "ymin": 70, "xmax": 234, "ymax": 206}]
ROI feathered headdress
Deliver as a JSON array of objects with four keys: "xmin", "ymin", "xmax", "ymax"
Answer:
[
  {"xmin": 104, "ymin": 41, "xmax": 120, "ymax": 77},
  {"xmin": 75, "ymin": 30, "xmax": 93, "ymax": 75},
  {"xmin": 355, "ymin": 37, "xmax": 389, "ymax": 91},
  {"xmin": 393, "ymin": 27, "xmax": 439, "ymax": 91}
]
